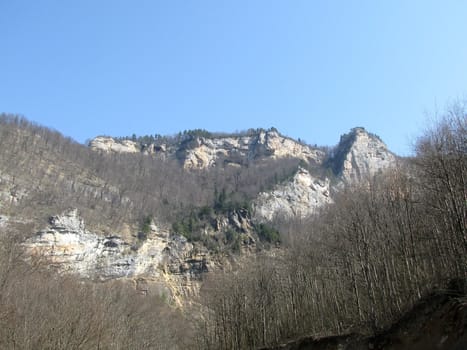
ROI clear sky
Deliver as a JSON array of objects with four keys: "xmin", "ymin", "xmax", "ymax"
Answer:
[{"xmin": 1, "ymin": 1, "xmax": 466, "ymax": 155}]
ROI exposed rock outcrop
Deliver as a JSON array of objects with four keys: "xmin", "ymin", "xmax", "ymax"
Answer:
[
  {"xmin": 44, "ymin": 128, "xmax": 398, "ymax": 284},
  {"xmin": 88, "ymin": 129, "xmax": 324, "ymax": 169},
  {"xmin": 254, "ymin": 168, "xmax": 332, "ymax": 221},
  {"xmin": 24, "ymin": 209, "xmax": 209, "ymax": 298},
  {"xmin": 87, "ymin": 128, "xmax": 398, "ymax": 178},
  {"xmin": 89, "ymin": 136, "xmax": 141, "ymax": 154},
  {"xmin": 330, "ymin": 127, "xmax": 396, "ymax": 183},
  {"xmin": 180, "ymin": 130, "xmax": 324, "ymax": 169},
  {"xmin": 252, "ymin": 128, "xmax": 397, "ymax": 220}
]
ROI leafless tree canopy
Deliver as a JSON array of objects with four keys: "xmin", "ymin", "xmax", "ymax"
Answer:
[
  {"xmin": 0, "ymin": 225, "xmax": 192, "ymax": 349},
  {"xmin": 0, "ymin": 102, "xmax": 465, "ymax": 349},
  {"xmin": 197, "ymin": 103, "xmax": 467, "ymax": 349},
  {"xmin": 0, "ymin": 114, "xmax": 307, "ymax": 234}
]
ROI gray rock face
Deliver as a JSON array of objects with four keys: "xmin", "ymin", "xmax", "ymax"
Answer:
[
  {"xmin": 89, "ymin": 137, "xmax": 141, "ymax": 154},
  {"xmin": 24, "ymin": 209, "xmax": 203, "ymax": 282},
  {"xmin": 87, "ymin": 128, "xmax": 396, "ymax": 179},
  {"xmin": 179, "ymin": 130, "xmax": 324, "ymax": 169},
  {"xmin": 88, "ymin": 130, "xmax": 324, "ymax": 169},
  {"xmin": 254, "ymin": 168, "xmax": 332, "ymax": 221},
  {"xmin": 252, "ymin": 129, "xmax": 397, "ymax": 221},
  {"xmin": 330, "ymin": 127, "xmax": 396, "ymax": 183}
]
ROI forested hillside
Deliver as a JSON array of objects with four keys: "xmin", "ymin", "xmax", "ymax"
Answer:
[
  {"xmin": 0, "ymin": 102, "xmax": 465, "ymax": 349},
  {"xmin": 0, "ymin": 116, "xmax": 307, "ymax": 233},
  {"xmin": 197, "ymin": 104, "xmax": 466, "ymax": 349}
]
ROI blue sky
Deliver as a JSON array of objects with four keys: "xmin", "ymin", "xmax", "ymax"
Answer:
[{"xmin": 1, "ymin": 1, "xmax": 466, "ymax": 155}]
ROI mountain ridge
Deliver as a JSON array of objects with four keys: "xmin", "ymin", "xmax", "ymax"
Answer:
[
  {"xmin": 89, "ymin": 127, "xmax": 326, "ymax": 169},
  {"xmin": 0, "ymin": 115, "xmax": 398, "ymax": 305},
  {"xmin": 88, "ymin": 126, "xmax": 394, "ymax": 174}
]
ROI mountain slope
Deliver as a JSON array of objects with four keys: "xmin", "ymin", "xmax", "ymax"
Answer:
[{"xmin": 0, "ymin": 114, "xmax": 399, "ymax": 303}]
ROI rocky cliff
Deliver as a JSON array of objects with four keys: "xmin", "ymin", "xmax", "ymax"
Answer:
[
  {"xmin": 85, "ymin": 127, "xmax": 399, "ymax": 242},
  {"xmin": 16, "ymin": 125, "xmax": 399, "ymax": 302},
  {"xmin": 88, "ymin": 128, "xmax": 396, "ymax": 178},
  {"xmin": 329, "ymin": 127, "xmax": 396, "ymax": 183},
  {"xmin": 89, "ymin": 136, "xmax": 141, "ymax": 154},
  {"xmin": 252, "ymin": 128, "xmax": 396, "ymax": 221},
  {"xmin": 254, "ymin": 168, "xmax": 332, "ymax": 221},
  {"xmin": 89, "ymin": 129, "xmax": 324, "ymax": 169},
  {"xmin": 179, "ymin": 130, "xmax": 324, "ymax": 169},
  {"xmin": 23, "ymin": 209, "xmax": 210, "ymax": 302}
]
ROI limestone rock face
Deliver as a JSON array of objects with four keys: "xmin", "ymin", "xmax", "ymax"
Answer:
[
  {"xmin": 25, "ymin": 209, "xmax": 133, "ymax": 279},
  {"xmin": 89, "ymin": 137, "xmax": 140, "ymax": 154},
  {"xmin": 180, "ymin": 130, "xmax": 324, "ymax": 169},
  {"xmin": 331, "ymin": 127, "xmax": 396, "ymax": 183},
  {"xmin": 88, "ymin": 130, "xmax": 324, "ymax": 169},
  {"xmin": 24, "ymin": 209, "xmax": 205, "ymax": 283},
  {"xmin": 254, "ymin": 168, "xmax": 332, "ymax": 221},
  {"xmin": 87, "ymin": 128, "xmax": 397, "ymax": 176}
]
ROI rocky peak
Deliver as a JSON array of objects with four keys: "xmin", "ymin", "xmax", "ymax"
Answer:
[
  {"xmin": 252, "ymin": 127, "xmax": 398, "ymax": 221},
  {"xmin": 254, "ymin": 167, "xmax": 332, "ymax": 221},
  {"xmin": 329, "ymin": 127, "xmax": 396, "ymax": 183}
]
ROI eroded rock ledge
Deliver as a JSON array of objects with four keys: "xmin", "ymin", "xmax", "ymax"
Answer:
[{"xmin": 24, "ymin": 209, "xmax": 210, "ymax": 301}]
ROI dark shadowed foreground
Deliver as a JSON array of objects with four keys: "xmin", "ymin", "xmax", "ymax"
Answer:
[{"xmin": 261, "ymin": 281, "xmax": 467, "ymax": 350}]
